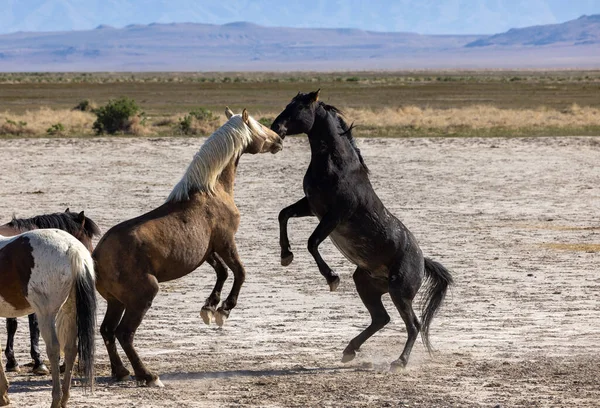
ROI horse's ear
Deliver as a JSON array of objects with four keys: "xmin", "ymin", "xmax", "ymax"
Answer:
[
  {"xmin": 78, "ymin": 211, "xmax": 85, "ymax": 221},
  {"xmin": 242, "ymin": 108, "xmax": 249, "ymax": 124},
  {"xmin": 225, "ymin": 106, "xmax": 234, "ymax": 119},
  {"xmin": 65, "ymin": 208, "xmax": 70, "ymax": 213},
  {"xmin": 310, "ymin": 89, "xmax": 320, "ymax": 102}
]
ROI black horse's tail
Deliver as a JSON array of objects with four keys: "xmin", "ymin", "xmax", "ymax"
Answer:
[
  {"xmin": 69, "ymin": 247, "xmax": 97, "ymax": 392},
  {"xmin": 420, "ymin": 257, "xmax": 453, "ymax": 354}
]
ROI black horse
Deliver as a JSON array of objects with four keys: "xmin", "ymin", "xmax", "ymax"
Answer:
[
  {"xmin": 0, "ymin": 209, "xmax": 101, "ymax": 374},
  {"xmin": 271, "ymin": 90, "xmax": 453, "ymax": 369}
]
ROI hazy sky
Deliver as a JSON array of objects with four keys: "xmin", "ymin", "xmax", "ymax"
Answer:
[{"xmin": 1, "ymin": 0, "xmax": 599, "ymax": 35}]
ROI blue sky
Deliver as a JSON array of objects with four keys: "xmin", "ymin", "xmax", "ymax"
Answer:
[{"xmin": 1, "ymin": 0, "xmax": 599, "ymax": 35}]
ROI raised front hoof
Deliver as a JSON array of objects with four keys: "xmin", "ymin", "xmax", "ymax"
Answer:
[
  {"xmin": 341, "ymin": 350, "xmax": 356, "ymax": 363},
  {"xmin": 4, "ymin": 362, "xmax": 20, "ymax": 373},
  {"xmin": 327, "ymin": 275, "xmax": 341, "ymax": 292},
  {"xmin": 200, "ymin": 307, "xmax": 215, "ymax": 325},
  {"xmin": 281, "ymin": 251, "xmax": 294, "ymax": 267},
  {"xmin": 32, "ymin": 363, "xmax": 50, "ymax": 376},
  {"xmin": 390, "ymin": 358, "xmax": 408, "ymax": 372},
  {"xmin": 112, "ymin": 366, "xmax": 132, "ymax": 382},
  {"xmin": 0, "ymin": 394, "xmax": 9, "ymax": 407},
  {"xmin": 215, "ymin": 308, "xmax": 230, "ymax": 327}
]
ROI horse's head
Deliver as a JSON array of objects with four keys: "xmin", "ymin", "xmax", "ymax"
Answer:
[
  {"xmin": 225, "ymin": 107, "xmax": 283, "ymax": 155},
  {"xmin": 271, "ymin": 89, "xmax": 321, "ymax": 139},
  {"xmin": 65, "ymin": 208, "xmax": 101, "ymax": 252}
]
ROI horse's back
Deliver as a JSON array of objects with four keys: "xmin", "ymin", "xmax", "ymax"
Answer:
[{"xmin": 0, "ymin": 229, "xmax": 88, "ymax": 317}]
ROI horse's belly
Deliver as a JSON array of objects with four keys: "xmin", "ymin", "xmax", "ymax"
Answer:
[
  {"xmin": 329, "ymin": 232, "xmax": 372, "ymax": 269},
  {"xmin": 0, "ymin": 295, "xmax": 32, "ymax": 318}
]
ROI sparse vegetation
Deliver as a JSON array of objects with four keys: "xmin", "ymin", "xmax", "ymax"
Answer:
[
  {"xmin": 1, "ymin": 71, "xmax": 600, "ymax": 138},
  {"xmin": 46, "ymin": 122, "xmax": 66, "ymax": 136},
  {"xmin": 93, "ymin": 97, "xmax": 144, "ymax": 134}
]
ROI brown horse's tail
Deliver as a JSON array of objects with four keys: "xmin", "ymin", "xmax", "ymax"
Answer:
[
  {"xmin": 420, "ymin": 257, "xmax": 453, "ymax": 355},
  {"xmin": 68, "ymin": 246, "xmax": 97, "ymax": 392}
]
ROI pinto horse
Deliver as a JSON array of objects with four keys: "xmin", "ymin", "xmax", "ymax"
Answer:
[
  {"xmin": 0, "ymin": 229, "xmax": 96, "ymax": 408},
  {"xmin": 271, "ymin": 90, "xmax": 453, "ymax": 369},
  {"xmin": 0, "ymin": 209, "xmax": 100, "ymax": 376},
  {"xmin": 93, "ymin": 108, "xmax": 283, "ymax": 387}
]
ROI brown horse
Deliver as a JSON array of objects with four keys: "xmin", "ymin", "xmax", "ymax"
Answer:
[
  {"xmin": 0, "ymin": 209, "xmax": 100, "ymax": 376},
  {"xmin": 93, "ymin": 107, "xmax": 283, "ymax": 387}
]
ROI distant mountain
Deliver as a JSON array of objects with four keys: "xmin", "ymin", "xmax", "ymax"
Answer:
[
  {"xmin": 0, "ymin": 15, "xmax": 599, "ymax": 72},
  {"xmin": 467, "ymin": 14, "xmax": 600, "ymax": 47}
]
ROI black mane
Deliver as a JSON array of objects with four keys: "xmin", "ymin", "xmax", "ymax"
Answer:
[
  {"xmin": 8, "ymin": 211, "xmax": 101, "ymax": 238},
  {"xmin": 320, "ymin": 102, "xmax": 369, "ymax": 173}
]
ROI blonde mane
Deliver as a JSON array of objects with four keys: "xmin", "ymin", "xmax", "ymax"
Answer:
[{"xmin": 166, "ymin": 115, "xmax": 260, "ymax": 202}]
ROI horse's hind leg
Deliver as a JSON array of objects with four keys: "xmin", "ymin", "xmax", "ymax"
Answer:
[
  {"xmin": 388, "ymin": 262, "xmax": 423, "ymax": 370},
  {"xmin": 214, "ymin": 240, "xmax": 246, "ymax": 327},
  {"xmin": 0, "ymin": 342, "xmax": 10, "ymax": 406},
  {"xmin": 29, "ymin": 314, "xmax": 49, "ymax": 375},
  {"xmin": 37, "ymin": 313, "xmax": 63, "ymax": 408},
  {"xmin": 200, "ymin": 253, "xmax": 228, "ymax": 325},
  {"xmin": 115, "ymin": 276, "xmax": 161, "ymax": 387},
  {"xmin": 342, "ymin": 267, "xmax": 390, "ymax": 363},
  {"xmin": 4, "ymin": 319, "xmax": 18, "ymax": 372},
  {"xmin": 100, "ymin": 296, "xmax": 130, "ymax": 381}
]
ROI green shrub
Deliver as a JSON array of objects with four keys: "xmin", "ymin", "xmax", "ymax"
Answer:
[
  {"xmin": 73, "ymin": 99, "xmax": 96, "ymax": 112},
  {"xmin": 46, "ymin": 122, "xmax": 65, "ymax": 136},
  {"xmin": 93, "ymin": 97, "xmax": 141, "ymax": 134},
  {"xmin": 258, "ymin": 117, "xmax": 273, "ymax": 127},
  {"xmin": 189, "ymin": 107, "xmax": 217, "ymax": 122},
  {"xmin": 177, "ymin": 114, "xmax": 194, "ymax": 135}
]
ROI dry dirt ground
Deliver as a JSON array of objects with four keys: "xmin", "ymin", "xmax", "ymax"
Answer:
[{"xmin": 1, "ymin": 136, "xmax": 599, "ymax": 407}]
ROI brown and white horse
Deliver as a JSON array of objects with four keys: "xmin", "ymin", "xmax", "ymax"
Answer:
[
  {"xmin": 0, "ymin": 229, "xmax": 96, "ymax": 408},
  {"xmin": 93, "ymin": 108, "xmax": 283, "ymax": 387},
  {"xmin": 0, "ymin": 209, "xmax": 100, "ymax": 376}
]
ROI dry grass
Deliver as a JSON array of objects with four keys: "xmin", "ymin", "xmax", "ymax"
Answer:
[
  {"xmin": 542, "ymin": 243, "xmax": 600, "ymax": 252},
  {"xmin": 0, "ymin": 108, "xmax": 95, "ymax": 136},
  {"xmin": 343, "ymin": 104, "xmax": 600, "ymax": 129},
  {"xmin": 1, "ymin": 104, "xmax": 599, "ymax": 138}
]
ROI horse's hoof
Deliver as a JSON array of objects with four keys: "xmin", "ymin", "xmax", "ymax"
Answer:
[
  {"xmin": 147, "ymin": 377, "xmax": 164, "ymax": 388},
  {"xmin": 0, "ymin": 394, "xmax": 10, "ymax": 407},
  {"xmin": 328, "ymin": 276, "xmax": 340, "ymax": 292},
  {"xmin": 341, "ymin": 351, "xmax": 356, "ymax": 363},
  {"xmin": 390, "ymin": 359, "xmax": 407, "ymax": 372},
  {"xmin": 33, "ymin": 363, "xmax": 50, "ymax": 376},
  {"xmin": 281, "ymin": 252, "xmax": 294, "ymax": 266},
  {"xmin": 113, "ymin": 367, "xmax": 131, "ymax": 382},
  {"xmin": 215, "ymin": 309, "xmax": 229, "ymax": 327},
  {"xmin": 200, "ymin": 308, "xmax": 214, "ymax": 325},
  {"xmin": 5, "ymin": 363, "xmax": 20, "ymax": 373}
]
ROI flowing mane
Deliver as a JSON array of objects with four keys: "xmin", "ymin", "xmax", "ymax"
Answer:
[
  {"xmin": 166, "ymin": 115, "xmax": 257, "ymax": 202},
  {"xmin": 320, "ymin": 102, "xmax": 369, "ymax": 173},
  {"xmin": 8, "ymin": 211, "xmax": 101, "ymax": 238}
]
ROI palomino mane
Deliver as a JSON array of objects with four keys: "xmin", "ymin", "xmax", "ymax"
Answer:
[
  {"xmin": 320, "ymin": 102, "xmax": 369, "ymax": 173},
  {"xmin": 8, "ymin": 211, "xmax": 101, "ymax": 238},
  {"xmin": 166, "ymin": 114, "xmax": 258, "ymax": 202}
]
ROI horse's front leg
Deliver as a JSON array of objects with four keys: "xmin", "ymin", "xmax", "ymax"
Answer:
[
  {"xmin": 200, "ymin": 253, "xmax": 229, "ymax": 325},
  {"xmin": 28, "ymin": 314, "xmax": 49, "ymax": 375},
  {"xmin": 4, "ymin": 319, "xmax": 18, "ymax": 373},
  {"xmin": 307, "ymin": 211, "xmax": 344, "ymax": 291},
  {"xmin": 278, "ymin": 197, "xmax": 313, "ymax": 266},
  {"xmin": 214, "ymin": 241, "xmax": 246, "ymax": 327}
]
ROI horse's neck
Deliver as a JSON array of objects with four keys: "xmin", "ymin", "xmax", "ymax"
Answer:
[
  {"xmin": 308, "ymin": 110, "xmax": 347, "ymax": 157},
  {"xmin": 215, "ymin": 157, "xmax": 238, "ymax": 196}
]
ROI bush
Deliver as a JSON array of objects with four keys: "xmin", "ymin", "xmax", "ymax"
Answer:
[
  {"xmin": 92, "ymin": 97, "xmax": 142, "ymax": 134},
  {"xmin": 189, "ymin": 107, "xmax": 217, "ymax": 122},
  {"xmin": 46, "ymin": 122, "xmax": 66, "ymax": 136},
  {"xmin": 258, "ymin": 117, "xmax": 273, "ymax": 127},
  {"xmin": 72, "ymin": 99, "xmax": 96, "ymax": 112},
  {"xmin": 0, "ymin": 119, "xmax": 34, "ymax": 136},
  {"xmin": 176, "ymin": 108, "xmax": 219, "ymax": 135}
]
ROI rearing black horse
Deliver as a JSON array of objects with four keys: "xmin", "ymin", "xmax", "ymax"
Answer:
[{"xmin": 271, "ymin": 90, "xmax": 453, "ymax": 369}]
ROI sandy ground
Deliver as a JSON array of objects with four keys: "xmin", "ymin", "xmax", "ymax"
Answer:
[{"xmin": 1, "ymin": 136, "xmax": 599, "ymax": 407}]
